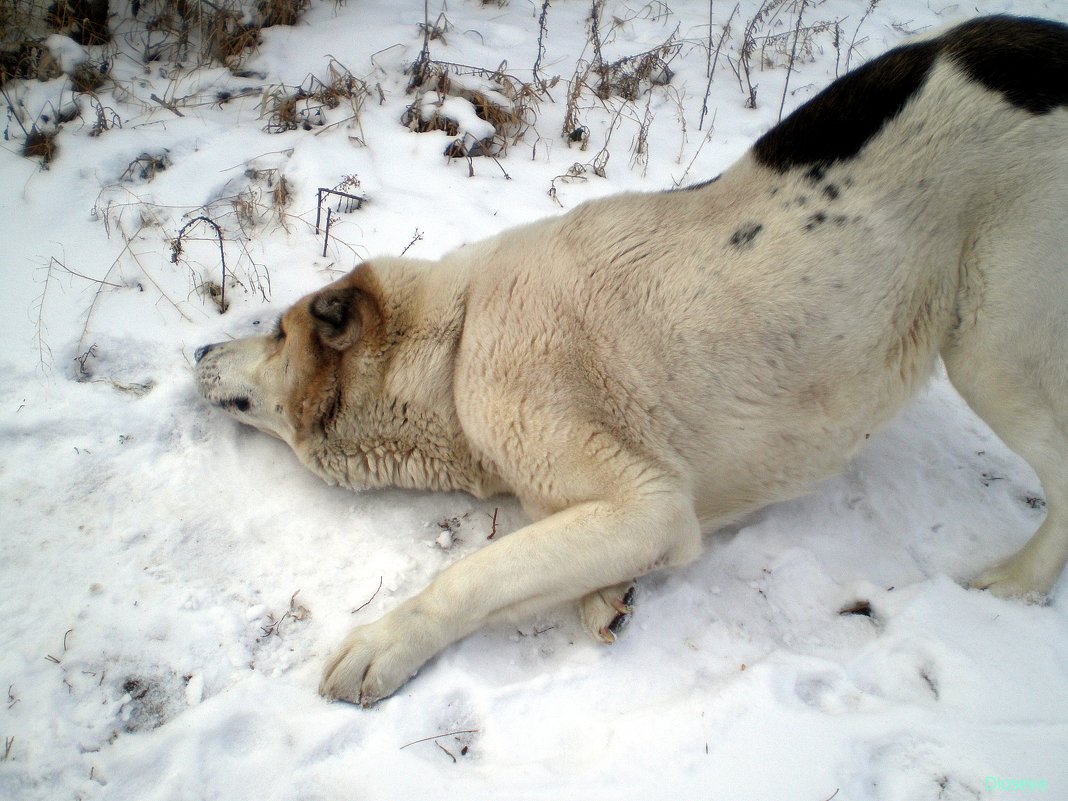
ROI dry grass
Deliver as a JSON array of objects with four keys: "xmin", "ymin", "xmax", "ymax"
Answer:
[
  {"xmin": 22, "ymin": 127, "xmax": 57, "ymax": 161},
  {"xmin": 403, "ymin": 62, "xmax": 538, "ymax": 158},
  {"xmin": 262, "ymin": 58, "xmax": 369, "ymax": 137},
  {"xmin": 127, "ymin": 0, "xmax": 311, "ymax": 69}
]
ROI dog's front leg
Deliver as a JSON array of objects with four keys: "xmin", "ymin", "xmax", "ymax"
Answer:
[{"xmin": 319, "ymin": 483, "xmax": 701, "ymax": 706}]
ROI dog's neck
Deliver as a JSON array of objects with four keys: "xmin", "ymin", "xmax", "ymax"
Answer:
[{"xmin": 300, "ymin": 258, "xmax": 506, "ymax": 498}]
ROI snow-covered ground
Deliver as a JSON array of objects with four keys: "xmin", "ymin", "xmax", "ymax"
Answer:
[{"xmin": 2, "ymin": 1, "xmax": 1067, "ymax": 798}]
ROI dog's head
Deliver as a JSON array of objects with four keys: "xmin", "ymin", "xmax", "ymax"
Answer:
[{"xmin": 194, "ymin": 268, "xmax": 384, "ymax": 449}]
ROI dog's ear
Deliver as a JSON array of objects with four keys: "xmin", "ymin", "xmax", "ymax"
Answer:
[{"xmin": 309, "ymin": 286, "xmax": 370, "ymax": 350}]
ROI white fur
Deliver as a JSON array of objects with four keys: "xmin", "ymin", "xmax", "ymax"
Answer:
[{"xmin": 196, "ymin": 47, "xmax": 1068, "ymax": 706}]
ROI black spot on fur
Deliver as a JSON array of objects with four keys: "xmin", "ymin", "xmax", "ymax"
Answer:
[
  {"xmin": 803, "ymin": 212, "xmax": 827, "ymax": 231},
  {"xmin": 729, "ymin": 222, "xmax": 764, "ymax": 248},
  {"xmin": 804, "ymin": 164, "xmax": 827, "ymax": 184},
  {"xmin": 753, "ymin": 16, "xmax": 1068, "ymax": 176},
  {"xmin": 823, "ymin": 184, "xmax": 840, "ymax": 201}
]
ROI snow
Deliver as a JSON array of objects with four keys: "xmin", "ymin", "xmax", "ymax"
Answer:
[{"xmin": 2, "ymin": 1, "xmax": 1067, "ymax": 799}]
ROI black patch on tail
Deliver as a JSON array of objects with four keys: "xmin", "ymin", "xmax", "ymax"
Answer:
[{"xmin": 753, "ymin": 16, "xmax": 1068, "ymax": 176}]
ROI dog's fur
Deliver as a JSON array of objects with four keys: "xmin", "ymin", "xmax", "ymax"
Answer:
[{"xmin": 195, "ymin": 16, "xmax": 1068, "ymax": 706}]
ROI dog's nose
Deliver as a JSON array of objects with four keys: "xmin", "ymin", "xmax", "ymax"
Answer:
[{"xmin": 194, "ymin": 343, "xmax": 217, "ymax": 363}]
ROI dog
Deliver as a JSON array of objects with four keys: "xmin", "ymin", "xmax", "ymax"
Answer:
[{"xmin": 195, "ymin": 15, "xmax": 1068, "ymax": 706}]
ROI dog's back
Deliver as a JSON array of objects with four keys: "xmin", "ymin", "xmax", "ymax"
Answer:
[{"xmin": 453, "ymin": 17, "xmax": 1068, "ymax": 533}]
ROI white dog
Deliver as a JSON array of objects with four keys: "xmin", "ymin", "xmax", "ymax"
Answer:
[{"xmin": 195, "ymin": 15, "xmax": 1068, "ymax": 706}]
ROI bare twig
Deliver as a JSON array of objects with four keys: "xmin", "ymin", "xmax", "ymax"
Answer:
[
  {"xmin": 436, "ymin": 742, "xmax": 457, "ymax": 763},
  {"xmin": 315, "ymin": 188, "xmax": 365, "ymax": 233},
  {"xmin": 322, "ymin": 209, "xmax": 334, "ymax": 257},
  {"xmin": 487, "ymin": 507, "xmax": 499, "ymax": 539},
  {"xmin": 261, "ymin": 611, "xmax": 291, "ymax": 637},
  {"xmin": 699, "ymin": 4, "xmax": 737, "ymax": 130},
  {"xmin": 34, "ymin": 257, "xmax": 55, "ymax": 371},
  {"xmin": 400, "ymin": 230, "xmax": 424, "ymax": 256},
  {"xmin": 778, "ymin": 0, "xmax": 808, "ymax": 122},
  {"xmin": 352, "ymin": 577, "xmax": 384, "ymax": 614},
  {"xmin": 399, "ymin": 729, "xmax": 480, "ymax": 750},
  {"xmin": 532, "ymin": 0, "xmax": 552, "ymax": 90},
  {"xmin": 173, "ymin": 216, "xmax": 228, "ymax": 312},
  {"xmin": 54, "ymin": 259, "xmax": 125, "ymax": 288},
  {"xmin": 149, "ymin": 93, "xmax": 185, "ymax": 117},
  {"xmin": 122, "ymin": 233, "xmax": 194, "ymax": 322},
  {"xmin": 845, "ymin": 1, "xmax": 880, "ymax": 72}
]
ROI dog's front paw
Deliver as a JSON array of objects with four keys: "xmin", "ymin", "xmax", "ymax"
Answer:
[{"xmin": 319, "ymin": 618, "xmax": 431, "ymax": 706}]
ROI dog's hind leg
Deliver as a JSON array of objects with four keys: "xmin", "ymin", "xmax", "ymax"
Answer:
[{"xmin": 942, "ymin": 216, "xmax": 1068, "ymax": 599}]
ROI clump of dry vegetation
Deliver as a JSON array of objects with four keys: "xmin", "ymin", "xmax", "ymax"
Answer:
[
  {"xmin": 261, "ymin": 58, "xmax": 369, "ymax": 137},
  {"xmin": 2, "ymin": 0, "xmax": 316, "ymax": 168},
  {"xmin": 400, "ymin": 3, "xmax": 540, "ymax": 162},
  {"xmin": 128, "ymin": 0, "xmax": 309, "ymax": 70},
  {"xmin": 403, "ymin": 62, "xmax": 538, "ymax": 159}
]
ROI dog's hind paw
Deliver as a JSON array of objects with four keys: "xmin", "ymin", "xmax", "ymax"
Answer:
[
  {"xmin": 579, "ymin": 583, "xmax": 636, "ymax": 643},
  {"xmin": 971, "ymin": 555, "xmax": 1053, "ymax": 603}
]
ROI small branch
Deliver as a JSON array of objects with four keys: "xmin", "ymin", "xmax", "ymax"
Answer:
[
  {"xmin": 123, "ymin": 234, "xmax": 194, "ymax": 323},
  {"xmin": 315, "ymin": 188, "xmax": 366, "ymax": 234},
  {"xmin": 34, "ymin": 256, "xmax": 56, "ymax": 371},
  {"xmin": 173, "ymin": 216, "xmax": 227, "ymax": 312},
  {"xmin": 149, "ymin": 93, "xmax": 185, "ymax": 117},
  {"xmin": 487, "ymin": 507, "xmax": 499, "ymax": 539},
  {"xmin": 54, "ymin": 260, "xmax": 125, "ymax": 288},
  {"xmin": 0, "ymin": 85, "xmax": 30, "ymax": 137},
  {"xmin": 351, "ymin": 577, "xmax": 384, "ymax": 614},
  {"xmin": 400, "ymin": 230, "xmax": 423, "ymax": 256},
  {"xmin": 778, "ymin": 0, "xmax": 808, "ymax": 122},
  {"xmin": 399, "ymin": 729, "xmax": 480, "ymax": 750},
  {"xmin": 845, "ymin": 1, "xmax": 879, "ymax": 73},
  {"xmin": 322, "ymin": 209, "xmax": 334, "ymax": 257},
  {"xmin": 697, "ymin": 2, "xmax": 735, "ymax": 132},
  {"xmin": 532, "ymin": 0, "xmax": 552, "ymax": 90}
]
